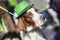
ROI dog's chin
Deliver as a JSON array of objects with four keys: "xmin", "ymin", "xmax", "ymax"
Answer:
[{"xmin": 27, "ymin": 26, "xmax": 34, "ymax": 32}]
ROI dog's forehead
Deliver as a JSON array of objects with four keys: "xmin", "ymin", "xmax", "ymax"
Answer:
[
  {"xmin": 27, "ymin": 8, "xmax": 43, "ymax": 16},
  {"xmin": 27, "ymin": 8, "xmax": 40, "ymax": 16},
  {"xmin": 27, "ymin": 8, "xmax": 35, "ymax": 12}
]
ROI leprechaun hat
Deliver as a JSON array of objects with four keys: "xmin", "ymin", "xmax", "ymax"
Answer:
[{"xmin": 14, "ymin": 1, "xmax": 33, "ymax": 18}]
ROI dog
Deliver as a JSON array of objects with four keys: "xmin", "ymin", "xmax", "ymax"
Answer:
[{"xmin": 15, "ymin": 8, "xmax": 47, "ymax": 40}]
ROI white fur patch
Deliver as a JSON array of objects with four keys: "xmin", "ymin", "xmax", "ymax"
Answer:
[{"xmin": 27, "ymin": 26, "xmax": 33, "ymax": 32}]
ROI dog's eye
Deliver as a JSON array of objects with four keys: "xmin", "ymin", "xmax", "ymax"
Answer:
[
  {"xmin": 27, "ymin": 12, "xmax": 33, "ymax": 17},
  {"xmin": 28, "ymin": 12, "xmax": 33, "ymax": 15}
]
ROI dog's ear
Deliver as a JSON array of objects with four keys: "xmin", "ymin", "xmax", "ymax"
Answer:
[{"xmin": 16, "ymin": 17, "xmax": 26, "ymax": 33}]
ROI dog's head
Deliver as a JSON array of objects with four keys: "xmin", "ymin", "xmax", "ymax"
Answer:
[{"xmin": 16, "ymin": 8, "xmax": 46, "ymax": 32}]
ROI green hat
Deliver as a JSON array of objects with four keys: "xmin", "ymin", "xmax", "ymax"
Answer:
[
  {"xmin": 14, "ymin": 1, "xmax": 33, "ymax": 18},
  {"xmin": 8, "ymin": 0, "xmax": 18, "ymax": 7}
]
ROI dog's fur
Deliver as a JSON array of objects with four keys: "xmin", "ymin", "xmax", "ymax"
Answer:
[{"xmin": 15, "ymin": 8, "xmax": 46, "ymax": 40}]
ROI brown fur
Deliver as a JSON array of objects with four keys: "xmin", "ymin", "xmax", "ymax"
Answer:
[{"xmin": 16, "ymin": 12, "xmax": 36, "ymax": 33}]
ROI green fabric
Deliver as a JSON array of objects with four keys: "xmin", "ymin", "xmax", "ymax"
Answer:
[
  {"xmin": 14, "ymin": 1, "xmax": 32, "ymax": 17},
  {"xmin": 0, "ymin": 16, "xmax": 8, "ymax": 33},
  {"xmin": 8, "ymin": 0, "xmax": 18, "ymax": 7}
]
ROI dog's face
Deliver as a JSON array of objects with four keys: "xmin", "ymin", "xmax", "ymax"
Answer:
[
  {"xmin": 16, "ymin": 8, "xmax": 46, "ymax": 32},
  {"xmin": 27, "ymin": 8, "xmax": 45, "ymax": 26}
]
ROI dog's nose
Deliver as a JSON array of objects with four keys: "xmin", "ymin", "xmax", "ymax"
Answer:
[{"xmin": 40, "ymin": 15, "xmax": 45, "ymax": 20}]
